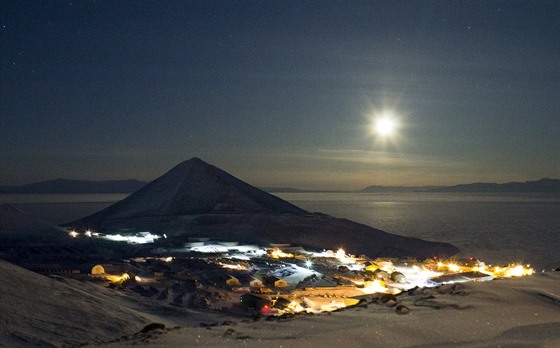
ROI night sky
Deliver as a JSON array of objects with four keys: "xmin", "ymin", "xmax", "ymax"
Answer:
[{"xmin": 1, "ymin": 1, "xmax": 559, "ymax": 190}]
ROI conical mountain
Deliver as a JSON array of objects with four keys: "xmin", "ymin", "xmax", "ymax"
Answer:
[
  {"xmin": 74, "ymin": 157, "xmax": 306, "ymax": 223},
  {"xmin": 68, "ymin": 158, "xmax": 459, "ymax": 259}
]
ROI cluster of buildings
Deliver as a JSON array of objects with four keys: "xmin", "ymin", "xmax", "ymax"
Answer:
[
  {"xmin": 69, "ymin": 238, "xmax": 534, "ymax": 316},
  {"xmin": 7, "ymin": 227, "xmax": 533, "ymax": 316}
]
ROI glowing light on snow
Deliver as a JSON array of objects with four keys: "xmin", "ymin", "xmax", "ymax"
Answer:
[
  {"xmin": 448, "ymin": 263, "xmax": 459, "ymax": 272},
  {"xmin": 85, "ymin": 230, "xmax": 92, "ymax": 237},
  {"xmin": 270, "ymin": 248, "xmax": 294, "ymax": 259},
  {"xmin": 219, "ymin": 262, "xmax": 248, "ymax": 270},
  {"xmin": 105, "ymin": 273, "xmax": 130, "ymax": 283},
  {"xmin": 305, "ymin": 260, "xmax": 313, "ymax": 268},
  {"xmin": 490, "ymin": 264, "xmax": 534, "ymax": 278},
  {"xmin": 69, "ymin": 230, "xmax": 78, "ymax": 238},
  {"xmin": 188, "ymin": 244, "xmax": 266, "ymax": 255},
  {"xmin": 363, "ymin": 279, "xmax": 390, "ymax": 293},
  {"xmin": 287, "ymin": 301, "xmax": 305, "ymax": 313},
  {"xmin": 506, "ymin": 265, "xmax": 525, "ymax": 277},
  {"xmin": 433, "ymin": 260, "xmax": 534, "ymax": 279},
  {"xmin": 231, "ymin": 255, "xmax": 250, "ymax": 261},
  {"xmin": 101, "ymin": 232, "xmax": 160, "ymax": 244},
  {"xmin": 334, "ymin": 248, "xmax": 358, "ymax": 265},
  {"xmin": 336, "ymin": 248, "xmax": 346, "ymax": 259},
  {"xmin": 190, "ymin": 245, "xmax": 228, "ymax": 253}
]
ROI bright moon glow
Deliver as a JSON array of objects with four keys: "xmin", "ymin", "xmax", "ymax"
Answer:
[
  {"xmin": 367, "ymin": 110, "xmax": 402, "ymax": 145},
  {"xmin": 374, "ymin": 115, "xmax": 398, "ymax": 137},
  {"xmin": 375, "ymin": 117, "xmax": 396, "ymax": 136}
]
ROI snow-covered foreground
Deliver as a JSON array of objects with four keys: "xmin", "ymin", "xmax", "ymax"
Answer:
[
  {"xmin": 1, "ymin": 259, "xmax": 559, "ymax": 348},
  {"xmin": 105, "ymin": 272, "xmax": 560, "ymax": 348},
  {"xmin": 0, "ymin": 260, "xmax": 228, "ymax": 347}
]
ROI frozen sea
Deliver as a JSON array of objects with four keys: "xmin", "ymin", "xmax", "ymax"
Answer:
[
  {"xmin": 276, "ymin": 192, "xmax": 560, "ymax": 271},
  {"xmin": 2, "ymin": 192, "xmax": 559, "ymax": 271}
]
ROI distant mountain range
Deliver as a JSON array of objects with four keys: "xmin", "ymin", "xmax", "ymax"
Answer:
[
  {"xmin": 0, "ymin": 179, "xmax": 147, "ymax": 194},
  {"xmin": 361, "ymin": 185, "xmax": 442, "ymax": 193},
  {"xmin": 430, "ymin": 178, "xmax": 560, "ymax": 192},
  {"xmin": 4, "ymin": 177, "xmax": 557, "ymax": 195},
  {"xmin": 260, "ymin": 187, "xmax": 314, "ymax": 193},
  {"xmin": 260, "ymin": 187, "xmax": 344, "ymax": 193},
  {"xmin": 363, "ymin": 178, "xmax": 560, "ymax": 193}
]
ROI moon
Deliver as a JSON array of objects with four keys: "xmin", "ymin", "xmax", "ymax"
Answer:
[
  {"xmin": 371, "ymin": 112, "xmax": 399, "ymax": 138},
  {"xmin": 375, "ymin": 117, "xmax": 397, "ymax": 136}
]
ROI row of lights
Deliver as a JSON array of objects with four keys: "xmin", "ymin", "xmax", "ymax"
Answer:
[{"xmin": 68, "ymin": 229, "xmax": 99, "ymax": 238}]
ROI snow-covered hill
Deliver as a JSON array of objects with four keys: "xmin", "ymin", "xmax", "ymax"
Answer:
[
  {"xmin": 0, "ymin": 259, "xmax": 231, "ymax": 347},
  {"xmin": 0, "ymin": 260, "xmax": 151, "ymax": 346},
  {"xmin": 0, "ymin": 204, "xmax": 68, "ymax": 244}
]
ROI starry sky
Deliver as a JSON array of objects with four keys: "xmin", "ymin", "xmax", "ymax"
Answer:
[{"xmin": 1, "ymin": 1, "xmax": 559, "ymax": 190}]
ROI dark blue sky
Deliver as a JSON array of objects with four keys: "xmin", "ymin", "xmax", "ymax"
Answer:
[{"xmin": 1, "ymin": 1, "xmax": 559, "ymax": 189}]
